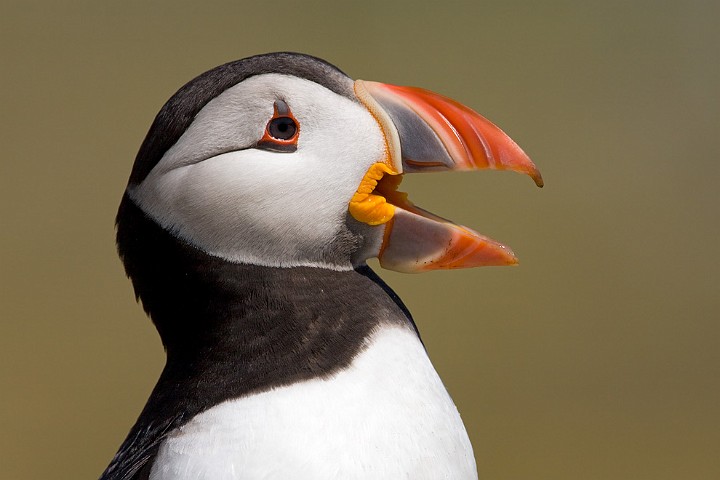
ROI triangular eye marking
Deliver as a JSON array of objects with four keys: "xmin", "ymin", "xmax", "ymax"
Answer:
[{"xmin": 257, "ymin": 100, "xmax": 300, "ymax": 153}]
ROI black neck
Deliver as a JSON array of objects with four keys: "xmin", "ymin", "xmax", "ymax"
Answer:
[{"xmin": 116, "ymin": 195, "xmax": 417, "ymax": 403}]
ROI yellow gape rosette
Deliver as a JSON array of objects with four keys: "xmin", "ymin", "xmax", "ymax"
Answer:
[{"xmin": 348, "ymin": 163, "xmax": 399, "ymax": 226}]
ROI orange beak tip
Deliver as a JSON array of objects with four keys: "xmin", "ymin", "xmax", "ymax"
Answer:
[
  {"xmin": 498, "ymin": 250, "xmax": 520, "ymax": 267},
  {"xmin": 532, "ymin": 172, "xmax": 544, "ymax": 188}
]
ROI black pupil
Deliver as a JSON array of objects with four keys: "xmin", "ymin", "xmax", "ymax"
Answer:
[{"xmin": 269, "ymin": 117, "xmax": 297, "ymax": 140}]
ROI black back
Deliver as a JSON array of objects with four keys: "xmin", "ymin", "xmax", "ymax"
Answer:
[{"xmin": 101, "ymin": 197, "xmax": 418, "ymax": 479}]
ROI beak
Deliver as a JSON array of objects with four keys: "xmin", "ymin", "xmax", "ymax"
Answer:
[{"xmin": 352, "ymin": 80, "xmax": 542, "ymax": 273}]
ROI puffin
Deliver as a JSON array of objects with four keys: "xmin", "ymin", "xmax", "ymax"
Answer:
[{"xmin": 102, "ymin": 52, "xmax": 542, "ymax": 480}]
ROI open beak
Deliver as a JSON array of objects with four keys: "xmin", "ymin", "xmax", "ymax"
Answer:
[{"xmin": 351, "ymin": 80, "xmax": 542, "ymax": 273}]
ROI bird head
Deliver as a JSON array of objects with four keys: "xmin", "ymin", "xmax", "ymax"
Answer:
[{"xmin": 120, "ymin": 52, "xmax": 541, "ymax": 274}]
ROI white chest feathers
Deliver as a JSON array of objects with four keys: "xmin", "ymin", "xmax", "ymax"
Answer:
[{"xmin": 150, "ymin": 326, "xmax": 477, "ymax": 480}]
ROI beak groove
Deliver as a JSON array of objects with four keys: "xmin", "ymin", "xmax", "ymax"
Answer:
[{"xmin": 357, "ymin": 80, "xmax": 543, "ymax": 186}]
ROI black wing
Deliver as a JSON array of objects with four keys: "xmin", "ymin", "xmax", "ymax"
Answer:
[{"xmin": 99, "ymin": 413, "xmax": 184, "ymax": 480}]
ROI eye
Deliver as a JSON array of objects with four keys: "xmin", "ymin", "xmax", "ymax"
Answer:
[
  {"xmin": 257, "ymin": 100, "xmax": 300, "ymax": 153},
  {"xmin": 268, "ymin": 116, "xmax": 297, "ymax": 140}
]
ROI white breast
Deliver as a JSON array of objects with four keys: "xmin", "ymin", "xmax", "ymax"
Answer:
[{"xmin": 150, "ymin": 326, "xmax": 477, "ymax": 480}]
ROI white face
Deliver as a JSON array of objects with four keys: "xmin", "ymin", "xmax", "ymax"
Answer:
[{"xmin": 128, "ymin": 74, "xmax": 387, "ymax": 270}]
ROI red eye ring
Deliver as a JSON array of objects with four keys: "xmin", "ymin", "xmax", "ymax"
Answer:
[{"xmin": 258, "ymin": 100, "xmax": 299, "ymax": 153}]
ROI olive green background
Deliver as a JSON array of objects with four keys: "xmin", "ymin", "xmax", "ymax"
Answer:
[{"xmin": 1, "ymin": 1, "xmax": 718, "ymax": 479}]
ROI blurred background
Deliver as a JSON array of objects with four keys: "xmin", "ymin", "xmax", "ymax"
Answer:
[{"xmin": 1, "ymin": 1, "xmax": 718, "ymax": 478}]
